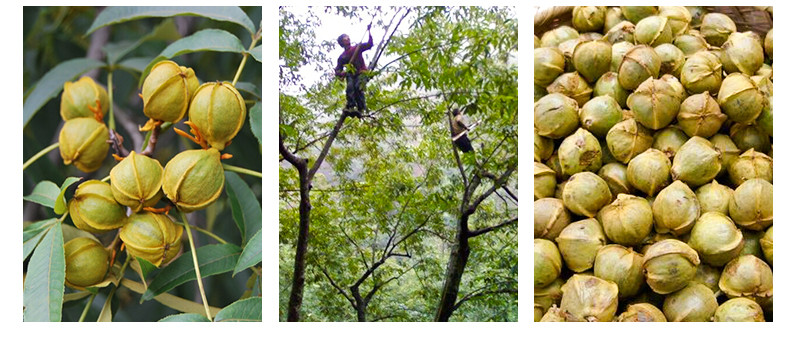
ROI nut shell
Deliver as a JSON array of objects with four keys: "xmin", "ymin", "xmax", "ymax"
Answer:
[
  {"xmin": 558, "ymin": 128, "xmax": 603, "ymax": 177},
  {"xmin": 64, "ymin": 237, "xmax": 109, "ymax": 288},
  {"xmin": 557, "ymin": 218, "xmax": 606, "ymax": 272},
  {"xmin": 534, "ymin": 198, "xmax": 571, "ymax": 241},
  {"xmin": 58, "ymin": 117, "xmax": 110, "ymax": 173},
  {"xmin": 729, "ymin": 178, "xmax": 772, "ymax": 231},
  {"xmin": 562, "ymin": 172, "xmax": 611, "ymax": 217},
  {"xmin": 68, "ymin": 180, "xmax": 128, "ymax": 234},
  {"xmin": 110, "ymin": 151, "xmax": 164, "ymax": 212},
  {"xmin": 713, "ymin": 297, "xmax": 765, "ymax": 322},
  {"xmin": 719, "ymin": 255, "xmax": 773, "ymax": 299},
  {"xmin": 120, "ymin": 212, "xmax": 184, "ymax": 267},
  {"xmin": 617, "ymin": 303, "xmax": 667, "ymax": 322},
  {"xmin": 687, "ymin": 212, "xmax": 744, "ymax": 267},
  {"xmin": 560, "ymin": 274, "xmax": 619, "ymax": 322},
  {"xmin": 671, "ymin": 136, "xmax": 722, "ymax": 187},
  {"xmin": 643, "ymin": 239, "xmax": 700, "ymax": 294},
  {"xmin": 60, "ymin": 76, "xmax": 109, "ymax": 121},
  {"xmin": 188, "ymin": 82, "xmax": 247, "ymax": 151},
  {"xmin": 142, "ymin": 60, "xmax": 199, "ymax": 123},
  {"xmin": 594, "ymin": 244, "xmax": 645, "ymax": 298},
  {"xmin": 627, "ymin": 148, "xmax": 670, "ymax": 196},
  {"xmin": 598, "ymin": 194, "xmax": 652, "ymax": 246},
  {"xmin": 534, "ymin": 93, "xmax": 580, "ymax": 139},
  {"xmin": 652, "ymin": 180, "xmax": 701, "ymax": 236},
  {"xmin": 534, "ymin": 239, "xmax": 562, "ymax": 288},
  {"xmin": 662, "ymin": 283, "xmax": 718, "ymax": 322}
]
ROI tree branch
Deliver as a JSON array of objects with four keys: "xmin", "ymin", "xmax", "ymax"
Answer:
[
  {"xmin": 307, "ymin": 112, "xmax": 349, "ymax": 180},
  {"xmin": 320, "ymin": 266, "xmax": 356, "ymax": 308},
  {"xmin": 469, "ymin": 162, "xmax": 516, "ymax": 213},
  {"xmin": 453, "ymin": 287, "xmax": 517, "ymax": 312},
  {"xmin": 469, "ymin": 216, "xmax": 518, "ymax": 238}
]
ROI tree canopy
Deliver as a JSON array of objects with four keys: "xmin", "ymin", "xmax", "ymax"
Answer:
[{"xmin": 279, "ymin": 6, "xmax": 517, "ymax": 322}]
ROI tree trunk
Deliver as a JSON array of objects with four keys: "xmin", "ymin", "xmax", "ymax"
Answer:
[
  {"xmin": 286, "ymin": 166, "xmax": 311, "ymax": 321},
  {"xmin": 434, "ymin": 217, "xmax": 471, "ymax": 322},
  {"xmin": 355, "ymin": 303, "xmax": 367, "ymax": 322}
]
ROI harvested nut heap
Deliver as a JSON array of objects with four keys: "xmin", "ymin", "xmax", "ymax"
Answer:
[{"xmin": 534, "ymin": 6, "xmax": 773, "ymax": 322}]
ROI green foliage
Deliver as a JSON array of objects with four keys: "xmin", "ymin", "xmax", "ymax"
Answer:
[
  {"xmin": 23, "ymin": 6, "xmax": 261, "ymax": 322},
  {"xmin": 280, "ymin": 6, "xmax": 517, "ymax": 322}
]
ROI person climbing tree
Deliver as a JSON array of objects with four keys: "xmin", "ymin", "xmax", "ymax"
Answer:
[
  {"xmin": 451, "ymin": 108, "xmax": 474, "ymax": 153},
  {"xmin": 335, "ymin": 23, "xmax": 373, "ymax": 113}
]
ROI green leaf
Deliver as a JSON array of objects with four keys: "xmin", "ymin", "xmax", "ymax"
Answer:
[
  {"xmin": 135, "ymin": 257, "xmax": 158, "ymax": 280},
  {"xmin": 103, "ymin": 19, "xmax": 180, "ymax": 64},
  {"xmin": 61, "ymin": 223, "xmax": 98, "ymax": 243},
  {"xmin": 249, "ymin": 102, "xmax": 262, "ymax": 148},
  {"xmin": 138, "ymin": 29, "xmax": 246, "ymax": 87},
  {"xmin": 142, "ymin": 243, "xmax": 241, "ymax": 301},
  {"xmin": 159, "ymin": 313, "xmax": 211, "ymax": 322},
  {"xmin": 23, "ymin": 219, "xmax": 58, "ymax": 261},
  {"xmin": 23, "ymin": 221, "xmax": 65, "ymax": 322},
  {"xmin": 23, "ymin": 58, "xmax": 105, "ymax": 126},
  {"xmin": 224, "ymin": 172, "xmax": 261, "ymax": 247},
  {"xmin": 23, "ymin": 181, "xmax": 60, "ymax": 209},
  {"xmin": 54, "ymin": 177, "xmax": 81, "ymax": 215},
  {"xmin": 235, "ymin": 82, "xmax": 260, "ymax": 99},
  {"xmin": 86, "ymin": 6, "xmax": 255, "ymax": 36},
  {"xmin": 233, "ymin": 229, "xmax": 261, "ymax": 277},
  {"xmin": 248, "ymin": 45, "xmax": 262, "ymax": 63},
  {"xmin": 214, "ymin": 297, "xmax": 261, "ymax": 322}
]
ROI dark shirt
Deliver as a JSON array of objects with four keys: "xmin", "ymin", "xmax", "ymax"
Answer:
[{"xmin": 335, "ymin": 34, "xmax": 373, "ymax": 77}]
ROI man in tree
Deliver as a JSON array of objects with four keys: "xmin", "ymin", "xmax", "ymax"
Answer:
[
  {"xmin": 451, "ymin": 109, "xmax": 474, "ymax": 153},
  {"xmin": 335, "ymin": 23, "xmax": 373, "ymax": 113}
]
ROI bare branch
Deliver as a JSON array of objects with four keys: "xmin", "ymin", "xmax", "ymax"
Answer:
[
  {"xmin": 307, "ymin": 112, "xmax": 350, "ymax": 180},
  {"xmin": 469, "ymin": 162, "xmax": 517, "ymax": 213},
  {"xmin": 453, "ymin": 287, "xmax": 517, "ymax": 312}
]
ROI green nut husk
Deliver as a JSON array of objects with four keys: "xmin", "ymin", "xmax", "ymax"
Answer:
[
  {"xmin": 603, "ymin": 21, "xmax": 635, "ymax": 44},
  {"xmin": 58, "ymin": 117, "xmax": 110, "ymax": 173},
  {"xmin": 580, "ymin": 95, "xmax": 623, "ymax": 139},
  {"xmin": 709, "ymin": 134, "xmax": 741, "ymax": 176},
  {"xmin": 560, "ymin": 274, "xmax": 619, "ymax": 322},
  {"xmin": 562, "ymin": 172, "xmax": 611, "ymax": 217},
  {"xmin": 534, "ymin": 93, "xmax": 580, "ymax": 139},
  {"xmin": 617, "ymin": 303, "xmax": 667, "ymax": 322},
  {"xmin": 643, "ymin": 239, "xmax": 700, "ymax": 294},
  {"xmin": 547, "ymin": 72, "xmax": 593, "ymax": 106},
  {"xmin": 673, "ymin": 32, "xmax": 710, "ymax": 56},
  {"xmin": 662, "ymin": 283, "xmax": 718, "ymax": 322},
  {"xmin": 534, "ymin": 162, "xmax": 556, "ymax": 200},
  {"xmin": 606, "ymin": 118, "xmax": 653, "ymax": 163},
  {"xmin": 109, "ymin": 151, "xmax": 164, "ymax": 213},
  {"xmin": 729, "ymin": 123, "xmax": 770, "ymax": 154},
  {"xmin": 188, "ymin": 82, "xmax": 247, "ymax": 151},
  {"xmin": 534, "ymin": 198, "xmax": 572, "ymax": 241},
  {"xmin": 605, "ymin": 7, "xmax": 627, "ymax": 33},
  {"xmin": 621, "ymin": 6, "xmax": 658, "ymax": 24},
  {"xmin": 626, "ymin": 77, "xmax": 682, "ymax": 130},
  {"xmin": 700, "ymin": 13, "xmax": 736, "ymax": 47},
  {"xmin": 658, "ymin": 6, "xmax": 691, "ymax": 35},
  {"xmin": 598, "ymin": 162, "xmax": 632, "ymax": 196},
  {"xmin": 693, "ymin": 263, "xmax": 722, "ymax": 294},
  {"xmin": 728, "ymin": 149, "xmax": 773, "ymax": 187},
  {"xmin": 558, "ymin": 128, "xmax": 602, "ymax": 177},
  {"xmin": 535, "ymin": 278, "xmax": 564, "ymax": 314},
  {"xmin": 598, "ymin": 194, "xmax": 652, "ymax": 246},
  {"xmin": 634, "ymin": 15, "xmax": 673, "ymax": 47},
  {"xmin": 655, "ymin": 43, "xmax": 685, "ymax": 78},
  {"xmin": 713, "ymin": 297, "xmax": 765, "ymax": 322},
  {"xmin": 652, "ymin": 126, "xmax": 688, "ymax": 159},
  {"xmin": 760, "ymin": 226, "xmax": 773, "ymax": 266},
  {"xmin": 558, "ymin": 39, "xmax": 581, "ymax": 72},
  {"xmin": 142, "ymin": 60, "xmax": 199, "ymax": 123},
  {"xmin": 719, "ymin": 255, "xmax": 773, "ymax": 299},
  {"xmin": 162, "ymin": 148, "xmax": 225, "ymax": 212},
  {"xmin": 594, "ymin": 244, "xmax": 645, "ymax": 298},
  {"xmin": 671, "ymin": 136, "xmax": 721, "ymax": 187},
  {"xmin": 534, "ymin": 238, "xmax": 562, "ymax": 288},
  {"xmin": 721, "ymin": 32, "xmax": 764, "ymax": 76},
  {"xmin": 696, "ymin": 180, "xmax": 733, "ymax": 216},
  {"xmin": 572, "ymin": 6, "xmax": 606, "ymax": 32},
  {"xmin": 653, "ymin": 180, "xmax": 700, "ymax": 236},
  {"xmin": 593, "ymin": 72, "xmax": 630, "ymax": 108},
  {"xmin": 687, "ymin": 7, "xmax": 707, "ymax": 28},
  {"xmin": 729, "ymin": 178, "xmax": 773, "ymax": 231},
  {"xmin": 64, "ymin": 237, "xmax": 109, "ymax": 288},
  {"xmin": 717, "ymin": 73, "xmax": 764, "ymax": 125},
  {"xmin": 626, "ymin": 148, "xmax": 671, "ymax": 196},
  {"xmin": 739, "ymin": 230, "xmax": 766, "ymax": 259},
  {"xmin": 765, "ymin": 29, "xmax": 773, "ymax": 60},
  {"xmin": 120, "ymin": 212, "xmax": 183, "ymax": 267},
  {"xmin": 573, "ymin": 40, "xmax": 612, "ymax": 83},
  {"xmin": 68, "ymin": 180, "xmax": 128, "ymax": 234},
  {"xmin": 534, "ymin": 47, "xmax": 565, "ymax": 87},
  {"xmin": 687, "ymin": 212, "xmax": 744, "ymax": 267},
  {"xmin": 610, "ymin": 41, "xmax": 636, "ymax": 73},
  {"xmin": 755, "ymin": 96, "xmax": 772, "ymax": 137},
  {"xmin": 618, "ymin": 45, "xmax": 661, "ymax": 90},
  {"xmin": 534, "ymin": 35, "xmax": 541, "ymax": 49},
  {"xmin": 60, "ymin": 76, "xmax": 109, "ymax": 121},
  {"xmin": 534, "ymin": 130, "xmax": 554, "ymax": 162},
  {"xmin": 680, "ymin": 51, "xmax": 723, "ymax": 95},
  {"xmin": 557, "ymin": 218, "xmax": 606, "ymax": 273},
  {"xmin": 540, "ymin": 25, "xmax": 579, "ymax": 48},
  {"xmin": 676, "ymin": 92, "xmax": 727, "ymax": 138}
]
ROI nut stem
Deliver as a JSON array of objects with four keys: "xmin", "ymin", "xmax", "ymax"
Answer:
[{"xmin": 179, "ymin": 210, "xmax": 212, "ymax": 321}]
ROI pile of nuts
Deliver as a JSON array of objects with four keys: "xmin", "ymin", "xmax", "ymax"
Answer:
[
  {"xmin": 59, "ymin": 60, "xmax": 246, "ymax": 289},
  {"xmin": 534, "ymin": 6, "xmax": 772, "ymax": 322}
]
